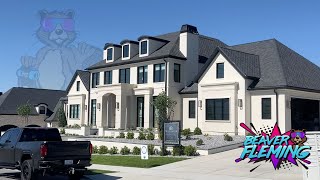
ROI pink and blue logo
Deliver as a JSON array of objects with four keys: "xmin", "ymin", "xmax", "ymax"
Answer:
[{"xmin": 236, "ymin": 123, "xmax": 311, "ymax": 171}]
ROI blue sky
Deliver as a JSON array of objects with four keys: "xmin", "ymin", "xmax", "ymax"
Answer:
[{"xmin": 0, "ymin": 0, "xmax": 319, "ymax": 93}]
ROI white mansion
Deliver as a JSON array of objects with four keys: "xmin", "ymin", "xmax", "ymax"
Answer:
[{"xmin": 63, "ymin": 24, "xmax": 320, "ymax": 136}]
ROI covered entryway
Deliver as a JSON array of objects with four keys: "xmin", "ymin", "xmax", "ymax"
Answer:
[
  {"xmin": 102, "ymin": 93, "xmax": 116, "ymax": 128},
  {"xmin": 291, "ymin": 98, "xmax": 320, "ymax": 131}
]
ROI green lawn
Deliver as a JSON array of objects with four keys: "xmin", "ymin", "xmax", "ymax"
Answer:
[
  {"xmin": 85, "ymin": 169, "xmax": 116, "ymax": 175},
  {"xmin": 91, "ymin": 155, "xmax": 188, "ymax": 168}
]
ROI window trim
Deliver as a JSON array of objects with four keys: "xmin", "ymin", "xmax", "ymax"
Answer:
[
  {"xmin": 174, "ymin": 63, "xmax": 181, "ymax": 83},
  {"xmin": 216, "ymin": 63, "xmax": 224, "ymax": 79},
  {"xmin": 122, "ymin": 43, "xmax": 130, "ymax": 60},
  {"xmin": 119, "ymin": 68, "xmax": 130, "ymax": 84},
  {"xmin": 104, "ymin": 70, "xmax": 113, "ymax": 85},
  {"xmin": 106, "ymin": 47, "xmax": 114, "ymax": 61},
  {"xmin": 205, "ymin": 98, "xmax": 230, "ymax": 121},
  {"xmin": 139, "ymin": 40, "xmax": 149, "ymax": 57},
  {"xmin": 188, "ymin": 100, "xmax": 196, "ymax": 119},
  {"xmin": 153, "ymin": 63, "xmax": 165, "ymax": 82},
  {"xmin": 262, "ymin": 98, "xmax": 272, "ymax": 119},
  {"xmin": 137, "ymin": 66, "xmax": 148, "ymax": 84}
]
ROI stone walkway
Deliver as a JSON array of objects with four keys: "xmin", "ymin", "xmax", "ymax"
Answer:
[{"xmin": 88, "ymin": 148, "xmax": 304, "ymax": 180}]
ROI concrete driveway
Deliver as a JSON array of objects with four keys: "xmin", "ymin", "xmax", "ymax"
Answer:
[{"xmin": 89, "ymin": 148, "xmax": 304, "ymax": 180}]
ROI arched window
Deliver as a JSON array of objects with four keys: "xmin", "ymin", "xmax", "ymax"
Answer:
[{"xmin": 39, "ymin": 105, "xmax": 46, "ymax": 115}]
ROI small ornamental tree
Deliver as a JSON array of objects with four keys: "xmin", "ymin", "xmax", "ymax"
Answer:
[
  {"xmin": 17, "ymin": 102, "xmax": 32, "ymax": 125},
  {"xmin": 57, "ymin": 107, "xmax": 67, "ymax": 127},
  {"xmin": 151, "ymin": 91, "xmax": 177, "ymax": 139}
]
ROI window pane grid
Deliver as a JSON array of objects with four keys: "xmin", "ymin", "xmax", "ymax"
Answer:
[
  {"xmin": 107, "ymin": 48, "xmax": 113, "ymax": 60},
  {"xmin": 206, "ymin": 98, "xmax": 229, "ymax": 120},
  {"xmin": 189, "ymin": 100, "xmax": 196, "ymax": 118},
  {"xmin": 174, "ymin": 63, "xmax": 181, "ymax": 82},
  {"xmin": 119, "ymin": 68, "xmax": 130, "ymax": 83},
  {"xmin": 262, "ymin": 98, "xmax": 271, "ymax": 119},
  {"xmin": 216, "ymin": 63, "xmax": 224, "ymax": 79},
  {"xmin": 154, "ymin": 63, "xmax": 165, "ymax": 82}
]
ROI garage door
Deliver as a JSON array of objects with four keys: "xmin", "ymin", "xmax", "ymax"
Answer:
[{"xmin": 291, "ymin": 98, "xmax": 319, "ymax": 131}]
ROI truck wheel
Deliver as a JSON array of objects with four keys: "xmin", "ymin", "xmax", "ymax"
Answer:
[{"xmin": 20, "ymin": 160, "xmax": 38, "ymax": 180}]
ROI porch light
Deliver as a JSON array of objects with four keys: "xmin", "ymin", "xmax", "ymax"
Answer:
[
  {"xmin": 85, "ymin": 105, "xmax": 87, "ymax": 110},
  {"xmin": 116, "ymin": 102, "xmax": 120, "ymax": 110},
  {"xmin": 198, "ymin": 100, "xmax": 202, "ymax": 108},
  {"xmin": 238, "ymin": 99, "xmax": 243, "ymax": 109},
  {"xmin": 97, "ymin": 103, "xmax": 101, "ymax": 110}
]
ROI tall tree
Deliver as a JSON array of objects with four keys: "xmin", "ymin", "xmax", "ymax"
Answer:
[
  {"xmin": 152, "ymin": 91, "xmax": 177, "ymax": 138},
  {"xmin": 17, "ymin": 102, "xmax": 32, "ymax": 125},
  {"xmin": 57, "ymin": 107, "xmax": 67, "ymax": 127}
]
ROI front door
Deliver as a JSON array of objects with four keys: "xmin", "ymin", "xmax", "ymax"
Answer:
[
  {"xmin": 91, "ymin": 99, "xmax": 97, "ymax": 126},
  {"xmin": 137, "ymin": 97, "xmax": 144, "ymax": 128}
]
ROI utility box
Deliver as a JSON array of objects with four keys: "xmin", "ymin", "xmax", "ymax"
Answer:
[{"xmin": 303, "ymin": 132, "xmax": 320, "ymax": 180}]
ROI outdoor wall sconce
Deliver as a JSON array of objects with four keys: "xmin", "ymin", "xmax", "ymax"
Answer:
[
  {"xmin": 97, "ymin": 103, "xmax": 101, "ymax": 110},
  {"xmin": 238, "ymin": 99, "xmax": 243, "ymax": 110},
  {"xmin": 85, "ymin": 105, "xmax": 87, "ymax": 111},
  {"xmin": 198, "ymin": 100, "xmax": 202, "ymax": 109},
  {"xmin": 116, "ymin": 102, "xmax": 120, "ymax": 110}
]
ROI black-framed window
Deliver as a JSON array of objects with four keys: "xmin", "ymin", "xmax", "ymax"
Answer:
[
  {"xmin": 76, "ymin": 81, "xmax": 80, "ymax": 91},
  {"xmin": 92, "ymin": 72, "xmax": 100, "ymax": 88},
  {"xmin": 216, "ymin": 63, "xmax": 224, "ymax": 79},
  {"xmin": 189, "ymin": 100, "xmax": 196, "ymax": 118},
  {"xmin": 69, "ymin": 104, "xmax": 80, "ymax": 119},
  {"xmin": 262, "ymin": 98, "xmax": 271, "ymax": 119},
  {"xmin": 154, "ymin": 63, "xmax": 165, "ymax": 82},
  {"xmin": 123, "ymin": 44, "xmax": 129, "ymax": 58},
  {"xmin": 119, "ymin": 68, "xmax": 130, "ymax": 83},
  {"xmin": 107, "ymin": 48, "xmax": 113, "ymax": 61},
  {"xmin": 104, "ymin": 71, "xmax": 112, "ymax": 84},
  {"xmin": 140, "ymin": 40, "xmax": 148, "ymax": 55},
  {"xmin": 91, "ymin": 100, "xmax": 96, "ymax": 126},
  {"xmin": 138, "ymin": 66, "xmax": 148, "ymax": 84},
  {"xmin": 174, "ymin": 63, "xmax": 181, "ymax": 82},
  {"xmin": 206, "ymin": 98, "xmax": 229, "ymax": 120},
  {"xmin": 39, "ymin": 106, "xmax": 46, "ymax": 114}
]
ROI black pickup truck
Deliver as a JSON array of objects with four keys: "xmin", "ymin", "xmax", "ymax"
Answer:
[{"xmin": 0, "ymin": 127, "xmax": 92, "ymax": 180}]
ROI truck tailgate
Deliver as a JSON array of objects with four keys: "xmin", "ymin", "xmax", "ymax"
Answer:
[{"xmin": 45, "ymin": 141, "xmax": 91, "ymax": 159}]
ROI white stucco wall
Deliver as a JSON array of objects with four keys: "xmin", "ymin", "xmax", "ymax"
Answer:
[
  {"xmin": 181, "ymin": 94, "xmax": 198, "ymax": 130},
  {"xmin": 198, "ymin": 53, "xmax": 247, "ymax": 135}
]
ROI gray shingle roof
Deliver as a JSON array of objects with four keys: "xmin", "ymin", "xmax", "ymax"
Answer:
[
  {"xmin": 87, "ymin": 32, "xmax": 186, "ymax": 70},
  {"xmin": 179, "ymin": 83, "xmax": 198, "ymax": 94},
  {"xmin": 0, "ymin": 87, "xmax": 66, "ymax": 115},
  {"xmin": 230, "ymin": 39, "xmax": 320, "ymax": 92},
  {"xmin": 46, "ymin": 97, "xmax": 67, "ymax": 122},
  {"xmin": 66, "ymin": 70, "xmax": 90, "ymax": 92}
]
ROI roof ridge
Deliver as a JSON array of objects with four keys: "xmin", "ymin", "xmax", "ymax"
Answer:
[
  {"xmin": 231, "ymin": 38, "xmax": 277, "ymax": 48},
  {"xmin": 199, "ymin": 35, "xmax": 227, "ymax": 46},
  {"xmin": 220, "ymin": 46, "xmax": 260, "ymax": 57},
  {"xmin": 11, "ymin": 87, "xmax": 65, "ymax": 92}
]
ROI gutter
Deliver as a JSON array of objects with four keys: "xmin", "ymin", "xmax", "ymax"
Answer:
[
  {"xmin": 87, "ymin": 76, "xmax": 91, "ymax": 126},
  {"xmin": 274, "ymin": 89, "xmax": 279, "ymax": 123}
]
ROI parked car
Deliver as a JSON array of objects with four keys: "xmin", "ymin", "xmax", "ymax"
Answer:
[{"xmin": 0, "ymin": 127, "xmax": 92, "ymax": 180}]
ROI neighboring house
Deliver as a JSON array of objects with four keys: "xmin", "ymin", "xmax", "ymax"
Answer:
[
  {"xmin": 66, "ymin": 24, "xmax": 320, "ymax": 136},
  {"xmin": 0, "ymin": 87, "xmax": 66, "ymax": 131}
]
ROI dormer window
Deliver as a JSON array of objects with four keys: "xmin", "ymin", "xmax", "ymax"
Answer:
[
  {"xmin": 140, "ymin": 40, "xmax": 148, "ymax": 56},
  {"xmin": 122, "ymin": 44, "xmax": 130, "ymax": 59},
  {"xmin": 107, "ymin": 48, "xmax": 113, "ymax": 61},
  {"xmin": 39, "ymin": 106, "xmax": 46, "ymax": 114}
]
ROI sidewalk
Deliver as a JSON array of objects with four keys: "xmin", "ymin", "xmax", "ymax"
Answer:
[{"xmin": 87, "ymin": 148, "xmax": 303, "ymax": 180}]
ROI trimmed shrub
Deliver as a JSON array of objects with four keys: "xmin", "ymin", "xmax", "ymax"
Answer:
[
  {"xmin": 146, "ymin": 132, "xmax": 155, "ymax": 140},
  {"xmin": 126, "ymin": 132, "xmax": 134, "ymax": 139},
  {"xmin": 93, "ymin": 145, "xmax": 99, "ymax": 154},
  {"xmin": 132, "ymin": 146, "xmax": 141, "ymax": 155},
  {"xmin": 119, "ymin": 132, "xmax": 125, "ymax": 138},
  {"xmin": 109, "ymin": 146, "xmax": 118, "ymax": 154},
  {"xmin": 138, "ymin": 132, "xmax": 146, "ymax": 140},
  {"xmin": 194, "ymin": 127, "xmax": 202, "ymax": 135},
  {"xmin": 184, "ymin": 145, "xmax": 197, "ymax": 156},
  {"xmin": 148, "ymin": 144, "xmax": 155, "ymax": 155},
  {"xmin": 98, "ymin": 145, "xmax": 108, "ymax": 154},
  {"xmin": 172, "ymin": 145, "xmax": 184, "ymax": 156},
  {"xmin": 224, "ymin": 133, "xmax": 233, "ymax": 141},
  {"xmin": 181, "ymin": 128, "xmax": 192, "ymax": 139},
  {"xmin": 120, "ymin": 146, "xmax": 131, "ymax": 155},
  {"xmin": 59, "ymin": 128, "xmax": 65, "ymax": 134},
  {"xmin": 196, "ymin": 139, "xmax": 204, "ymax": 146},
  {"xmin": 160, "ymin": 146, "xmax": 170, "ymax": 156}
]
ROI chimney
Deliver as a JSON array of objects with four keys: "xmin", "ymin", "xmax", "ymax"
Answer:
[{"xmin": 179, "ymin": 24, "xmax": 199, "ymax": 85}]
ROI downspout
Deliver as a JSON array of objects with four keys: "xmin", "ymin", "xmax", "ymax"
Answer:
[
  {"xmin": 196, "ymin": 96, "xmax": 199, "ymax": 127},
  {"xmin": 87, "ymin": 75, "xmax": 91, "ymax": 126},
  {"xmin": 274, "ymin": 89, "xmax": 279, "ymax": 124},
  {"xmin": 163, "ymin": 58, "xmax": 168, "ymax": 95}
]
